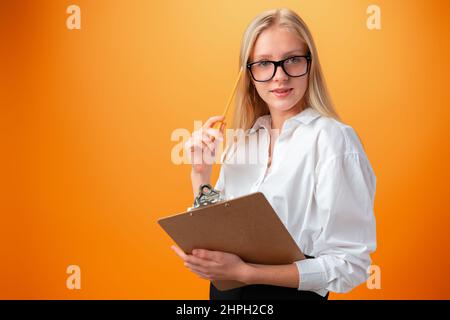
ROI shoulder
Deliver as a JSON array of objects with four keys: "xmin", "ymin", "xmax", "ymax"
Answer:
[
  {"xmin": 311, "ymin": 116, "xmax": 367, "ymax": 161},
  {"xmin": 310, "ymin": 116, "xmax": 376, "ymax": 187}
]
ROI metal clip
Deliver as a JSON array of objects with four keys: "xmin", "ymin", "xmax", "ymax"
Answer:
[{"xmin": 193, "ymin": 184, "xmax": 223, "ymax": 208}]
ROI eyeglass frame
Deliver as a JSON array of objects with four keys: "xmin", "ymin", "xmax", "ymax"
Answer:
[{"xmin": 246, "ymin": 54, "xmax": 312, "ymax": 82}]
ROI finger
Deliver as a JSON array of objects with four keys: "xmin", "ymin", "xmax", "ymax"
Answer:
[
  {"xmin": 189, "ymin": 139, "xmax": 212, "ymax": 153},
  {"xmin": 219, "ymin": 122, "xmax": 227, "ymax": 133},
  {"xmin": 185, "ymin": 136, "xmax": 214, "ymax": 155},
  {"xmin": 193, "ymin": 249, "xmax": 220, "ymax": 261},
  {"xmin": 190, "ymin": 132, "xmax": 215, "ymax": 151},
  {"xmin": 171, "ymin": 245, "xmax": 188, "ymax": 261},
  {"xmin": 193, "ymin": 128, "xmax": 221, "ymax": 146},
  {"xmin": 199, "ymin": 140, "xmax": 215, "ymax": 155},
  {"xmin": 191, "ymin": 134, "xmax": 215, "ymax": 154},
  {"xmin": 203, "ymin": 115, "xmax": 225, "ymax": 129},
  {"xmin": 187, "ymin": 267, "xmax": 211, "ymax": 280},
  {"xmin": 204, "ymin": 130, "xmax": 222, "ymax": 146},
  {"xmin": 184, "ymin": 139, "xmax": 197, "ymax": 153},
  {"xmin": 201, "ymin": 136, "xmax": 216, "ymax": 152},
  {"xmin": 185, "ymin": 135, "xmax": 206, "ymax": 151},
  {"xmin": 205, "ymin": 128, "xmax": 223, "ymax": 141},
  {"xmin": 185, "ymin": 262, "xmax": 209, "ymax": 275},
  {"xmin": 192, "ymin": 129, "xmax": 204, "ymax": 139},
  {"xmin": 185, "ymin": 254, "xmax": 218, "ymax": 268},
  {"xmin": 200, "ymin": 133, "xmax": 213, "ymax": 145},
  {"xmin": 185, "ymin": 262, "xmax": 216, "ymax": 280}
]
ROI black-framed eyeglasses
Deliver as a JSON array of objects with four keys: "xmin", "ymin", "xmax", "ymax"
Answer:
[{"xmin": 246, "ymin": 55, "xmax": 312, "ymax": 82}]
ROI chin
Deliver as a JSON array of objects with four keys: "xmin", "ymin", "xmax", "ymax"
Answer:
[{"xmin": 268, "ymin": 98, "xmax": 300, "ymax": 112}]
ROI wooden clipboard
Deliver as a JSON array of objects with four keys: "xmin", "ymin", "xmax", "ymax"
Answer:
[{"xmin": 157, "ymin": 192, "xmax": 305, "ymax": 291}]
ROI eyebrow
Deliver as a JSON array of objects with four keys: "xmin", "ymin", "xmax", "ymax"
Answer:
[{"xmin": 253, "ymin": 50, "xmax": 306, "ymax": 60}]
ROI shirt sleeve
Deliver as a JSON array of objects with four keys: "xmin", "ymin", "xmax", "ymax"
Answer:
[{"xmin": 294, "ymin": 152, "xmax": 377, "ymax": 294}]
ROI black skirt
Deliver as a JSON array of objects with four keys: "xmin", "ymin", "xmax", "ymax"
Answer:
[
  {"xmin": 210, "ymin": 282, "xmax": 328, "ymax": 300},
  {"xmin": 209, "ymin": 255, "xmax": 329, "ymax": 300}
]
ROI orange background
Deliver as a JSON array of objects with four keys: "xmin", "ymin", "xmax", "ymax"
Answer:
[{"xmin": 1, "ymin": 0, "xmax": 449, "ymax": 299}]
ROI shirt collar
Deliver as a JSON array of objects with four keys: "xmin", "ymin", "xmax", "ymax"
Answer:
[
  {"xmin": 248, "ymin": 114, "xmax": 271, "ymax": 134},
  {"xmin": 248, "ymin": 107, "xmax": 321, "ymax": 134}
]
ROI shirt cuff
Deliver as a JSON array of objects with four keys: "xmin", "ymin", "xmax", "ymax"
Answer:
[{"xmin": 294, "ymin": 258, "xmax": 328, "ymax": 296}]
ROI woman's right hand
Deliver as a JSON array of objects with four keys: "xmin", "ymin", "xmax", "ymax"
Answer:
[{"xmin": 184, "ymin": 115, "xmax": 225, "ymax": 175}]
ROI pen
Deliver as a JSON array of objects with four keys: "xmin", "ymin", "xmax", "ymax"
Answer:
[{"xmin": 213, "ymin": 66, "xmax": 244, "ymax": 137}]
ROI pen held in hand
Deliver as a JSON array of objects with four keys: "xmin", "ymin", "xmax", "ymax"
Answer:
[{"xmin": 211, "ymin": 67, "xmax": 244, "ymax": 140}]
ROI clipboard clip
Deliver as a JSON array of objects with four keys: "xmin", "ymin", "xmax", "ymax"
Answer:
[{"xmin": 193, "ymin": 184, "xmax": 223, "ymax": 208}]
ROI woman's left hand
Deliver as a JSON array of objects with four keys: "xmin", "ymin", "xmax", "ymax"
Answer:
[{"xmin": 171, "ymin": 245, "xmax": 251, "ymax": 283}]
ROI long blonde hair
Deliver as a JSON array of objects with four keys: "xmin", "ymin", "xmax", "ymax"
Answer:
[{"xmin": 232, "ymin": 8, "xmax": 340, "ymax": 131}]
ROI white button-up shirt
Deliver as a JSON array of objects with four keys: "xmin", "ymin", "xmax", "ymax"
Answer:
[{"xmin": 214, "ymin": 107, "xmax": 377, "ymax": 296}]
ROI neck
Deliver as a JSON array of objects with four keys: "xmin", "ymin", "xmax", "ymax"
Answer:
[{"xmin": 269, "ymin": 99, "xmax": 306, "ymax": 131}]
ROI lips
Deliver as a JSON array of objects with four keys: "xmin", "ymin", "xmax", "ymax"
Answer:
[
  {"xmin": 271, "ymin": 88, "xmax": 293, "ymax": 98},
  {"xmin": 271, "ymin": 88, "xmax": 292, "ymax": 93}
]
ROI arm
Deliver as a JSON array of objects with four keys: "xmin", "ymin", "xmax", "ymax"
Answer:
[
  {"xmin": 185, "ymin": 115, "xmax": 225, "ymax": 198},
  {"xmin": 292, "ymin": 152, "xmax": 377, "ymax": 293},
  {"xmin": 190, "ymin": 169, "xmax": 211, "ymax": 199},
  {"xmin": 172, "ymin": 246, "xmax": 300, "ymax": 288},
  {"xmin": 244, "ymin": 263, "xmax": 299, "ymax": 288}
]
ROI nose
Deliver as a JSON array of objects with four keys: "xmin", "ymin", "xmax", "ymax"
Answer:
[{"xmin": 272, "ymin": 64, "xmax": 289, "ymax": 82}]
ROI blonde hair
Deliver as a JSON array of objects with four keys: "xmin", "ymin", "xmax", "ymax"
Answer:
[{"xmin": 232, "ymin": 8, "xmax": 340, "ymax": 131}]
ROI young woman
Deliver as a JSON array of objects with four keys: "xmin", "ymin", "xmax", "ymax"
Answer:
[{"xmin": 173, "ymin": 8, "xmax": 377, "ymax": 300}]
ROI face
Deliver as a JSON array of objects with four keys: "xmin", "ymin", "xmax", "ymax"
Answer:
[{"xmin": 249, "ymin": 26, "xmax": 310, "ymax": 115}]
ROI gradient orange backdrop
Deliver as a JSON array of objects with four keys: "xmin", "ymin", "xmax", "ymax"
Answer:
[{"xmin": 1, "ymin": 0, "xmax": 449, "ymax": 299}]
